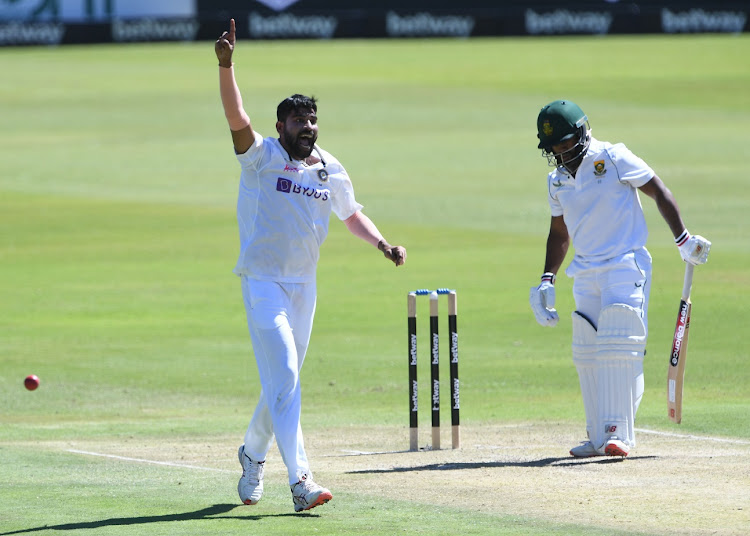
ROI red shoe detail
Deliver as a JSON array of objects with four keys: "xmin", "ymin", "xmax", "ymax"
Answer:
[
  {"xmin": 302, "ymin": 491, "xmax": 332, "ymax": 511},
  {"xmin": 604, "ymin": 443, "xmax": 629, "ymax": 457}
]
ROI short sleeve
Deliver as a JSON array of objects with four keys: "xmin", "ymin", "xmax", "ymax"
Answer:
[
  {"xmin": 235, "ymin": 131, "xmax": 266, "ymax": 170},
  {"xmin": 331, "ymin": 167, "xmax": 364, "ymax": 220},
  {"xmin": 547, "ymin": 173, "xmax": 564, "ymax": 217},
  {"xmin": 607, "ymin": 143, "xmax": 654, "ymax": 188}
]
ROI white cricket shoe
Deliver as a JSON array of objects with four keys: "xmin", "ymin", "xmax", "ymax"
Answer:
[
  {"xmin": 237, "ymin": 444, "xmax": 265, "ymax": 505},
  {"xmin": 291, "ymin": 475, "xmax": 332, "ymax": 512},
  {"xmin": 604, "ymin": 437, "xmax": 630, "ymax": 457},
  {"xmin": 569, "ymin": 441, "xmax": 604, "ymax": 458}
]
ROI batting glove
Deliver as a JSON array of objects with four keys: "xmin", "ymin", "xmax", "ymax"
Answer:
[
  {"xmin": 529, "ymin": 273, "xmax": 559, "ymax": 327},
  {"xmin": 675, "ymin": 230, "xmax": 711, "ymax": 265}
]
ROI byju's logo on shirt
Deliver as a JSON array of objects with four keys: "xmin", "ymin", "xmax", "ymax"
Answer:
[
  {"xmin": 276, "ymin": 177, "xmax": 330, "ymax": 201},
  {"xmin": 277, "ymin": 178, "xmax": 293, "ymax": 192}
]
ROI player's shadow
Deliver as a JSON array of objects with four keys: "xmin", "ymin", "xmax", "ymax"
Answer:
[
  {"xmin": 0, "ymin": 503, "xmax": 313, "ymax": 535},
  {"xmin": 347, "ymin": 455, "xmax": 658, "ymax": 474}
]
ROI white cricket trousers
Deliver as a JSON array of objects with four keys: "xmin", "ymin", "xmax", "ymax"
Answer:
[
  {"xmin": 571, "ymin": 248, "xmax": 652, "ymax": 331},
  {"xmin": 240, "ymin": 276, "xmax": 317, "ymax": 485},
  {"xmin": 570, "ymin": 248, "xmax": 652, "ymax": 447}
]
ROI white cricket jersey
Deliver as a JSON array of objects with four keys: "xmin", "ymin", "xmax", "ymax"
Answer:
[
  {"xmin": 233, "ymin": 133, "xmax": 363, "ymax": 282},
  {"xmin": 547, "ymin": 137, "xmax": 654, "ymax": 273}
]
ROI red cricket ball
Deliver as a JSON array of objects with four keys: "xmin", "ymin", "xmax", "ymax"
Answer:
[{"xmin": 24, "ymin": 374, "xmax": 40, "ymax": 391}]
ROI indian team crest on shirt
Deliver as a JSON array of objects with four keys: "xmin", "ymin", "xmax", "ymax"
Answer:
[{"xmin": 593, "ymin": 160, "xmax": 606, "ymax": 176}]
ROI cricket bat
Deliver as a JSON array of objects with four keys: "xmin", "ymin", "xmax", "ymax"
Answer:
[{"xmin": 667, "ymin": 263, "xmax": 694, "ymax": 424}]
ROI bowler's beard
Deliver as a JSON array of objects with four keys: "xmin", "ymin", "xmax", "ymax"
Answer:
[{"xmin": 282, "ymin": 130, "xmax": 316, "ymax": 160}]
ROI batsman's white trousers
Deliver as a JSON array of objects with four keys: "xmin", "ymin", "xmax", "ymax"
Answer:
[
  {"xmin": 240, "ymin": 276, "xmax": 317, "ymax": 485},
  {"xmin": 570, "ymin": 248, "xmax": 651, "ymax": 448},
  {"xmin": 570, "ymin": 248, "xmax": 652, "ymax": 332}
]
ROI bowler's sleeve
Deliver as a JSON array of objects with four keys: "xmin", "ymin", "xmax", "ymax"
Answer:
[
  {"xmin": 331, "ymin": 166, "xmax": 364, "ymax": 220},
  {"xmin": 235, "ymin": 131, "xmax": 265, "ymax": 170}
]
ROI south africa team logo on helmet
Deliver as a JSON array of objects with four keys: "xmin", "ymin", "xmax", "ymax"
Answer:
[
  {"xmin": 594, "ymin": 160, "xmax": 606, "ymax": 176},
  {"xmin": 537, "ymin": 100, "xmax": 589, "ymax": 151}
]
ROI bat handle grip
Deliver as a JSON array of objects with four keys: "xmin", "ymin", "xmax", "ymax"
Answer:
[{"xmin": 682, "ymin": 263, "xmax": 694, "ymax": 301}]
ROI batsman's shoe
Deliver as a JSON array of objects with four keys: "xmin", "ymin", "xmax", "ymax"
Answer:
[
  {"xmin": 237, "ymin": 444, "xmax": 265, "ymax": 505},
  {"xmin": 604, "ymin": 437, "xmax": 630, "ymax": 457},
  {"xmin": 291, "ymin": 475, "xmax": 332, "ymax": 512},
  {"xmin": 569, "ymin": 441, "xmax": 604, "ymax": 458}
]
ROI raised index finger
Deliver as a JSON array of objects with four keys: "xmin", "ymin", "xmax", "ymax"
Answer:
[{"xmin": 229, "ymin": 18, "xmax": 236, "ymax": 39}]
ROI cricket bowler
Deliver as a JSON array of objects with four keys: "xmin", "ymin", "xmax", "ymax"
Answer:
[{"xmin": 215, "ymin": 19, "xmax": 407, "ymax": 510}]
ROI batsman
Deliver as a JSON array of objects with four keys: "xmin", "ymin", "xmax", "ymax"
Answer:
[{"xmin": 529, "ymin": 100, "xmax": 711, "ymax": 458}]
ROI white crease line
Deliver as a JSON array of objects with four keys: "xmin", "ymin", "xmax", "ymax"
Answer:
[
  {"xmin": 67, "ymin": 449, "xmax": 233, "ymax": 472},
  {"xmin": 331, "ymin": 449, "xmax": 406, "ymax": 456},
  {"xmin": 635, "ymin": 428, "xmax": 750, "ymax": 445}
]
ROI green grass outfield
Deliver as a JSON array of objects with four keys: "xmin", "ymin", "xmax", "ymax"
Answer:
[{"xmin": 1, "ymin": 34, "xmax": 748, "ymax": 535}]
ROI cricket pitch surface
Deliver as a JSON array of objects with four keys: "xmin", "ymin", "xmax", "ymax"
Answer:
[{"xmin": 58, "ymin": 423, "xmax": 749, "ymax": 535}]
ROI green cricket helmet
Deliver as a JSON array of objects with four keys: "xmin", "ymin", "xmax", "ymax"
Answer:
[
  {"xmin": 536, "ymin": 100, "xmax": 591, "ymax": 173},
  {"xmin": 536, "ymin": 100, "xmax": 589, "ymax": 150}
]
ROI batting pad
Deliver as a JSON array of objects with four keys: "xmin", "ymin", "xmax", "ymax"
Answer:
[
  {"xmin": 595, "ymin": 304, "xmax": 646, "ymax": 448},
  {"xmin": 572, "ymin": 311, "xmax": 598, "ymax": 445}
]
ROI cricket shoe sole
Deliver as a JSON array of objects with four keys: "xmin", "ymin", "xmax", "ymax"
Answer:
[
  {"xmin": 291, "ymin": 476, "xmax": 333, "ymax": 512},
  {"xmin": 604, "ymin": 438, "xmax": 630, "ymax": 457}
]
